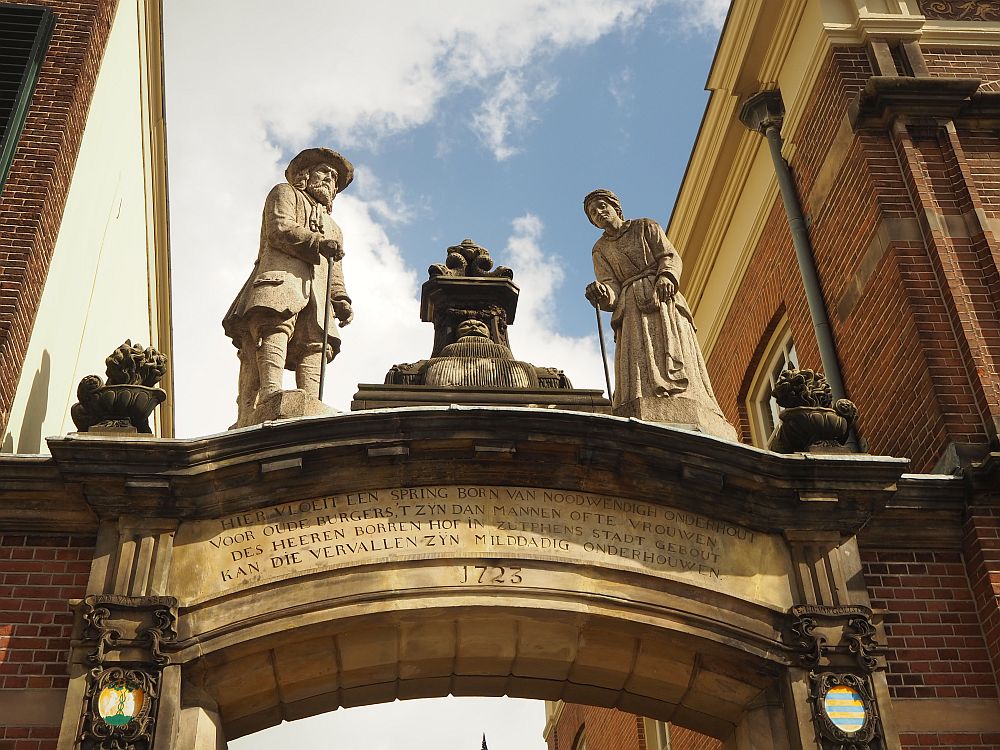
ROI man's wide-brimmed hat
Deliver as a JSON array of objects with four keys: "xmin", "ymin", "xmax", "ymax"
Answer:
[{"xmin": 285, "ymin": 147, "xmax": 354, "ymax": 193}]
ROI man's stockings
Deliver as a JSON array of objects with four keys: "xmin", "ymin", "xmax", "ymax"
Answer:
[
  {"xmin": 257, "ymin": 332, "xmax": 288, "ymax": 401},
  {"xmin": 295, "ymin": 351, "xmax": 323, "ymax": 398}
]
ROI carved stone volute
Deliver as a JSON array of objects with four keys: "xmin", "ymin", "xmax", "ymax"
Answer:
[{"xmin": 785, "ymin": 604, "xmax": 882, "ymax": 672}]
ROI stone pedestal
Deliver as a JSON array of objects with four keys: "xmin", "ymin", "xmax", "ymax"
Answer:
[
  {"xmin": 615, "ymin": 396, "xmax": 738, "ymax": 441},
  {"xmin": 352, "ymin": 384, "xmax": 611, "ymax": 413},
  {"xmin": 81, "ymin": 422, "xmax": 142, "ymax": 437},
  {"xmin": 233, "ymin": 389, "xmax": 335, "ymax": 428}
]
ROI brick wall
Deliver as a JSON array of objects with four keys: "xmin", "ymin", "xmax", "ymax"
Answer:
[
  {"xmin": 547, "ymin": 706, "xmax": 645, "ymax": 750},
  {"xmin": 924, "ymin": 48, "xmax": 1000, "ymax": 88},
  {"xmin": 709, "ymin": 49, "xmax": 880, "ymax": 446},
  {"xmin": 547, "ymin": 708, "xmax": 723, "ymax": 750},
  {"xmin": 898, "ymin": 732, "xmax": 1000, "ymax": 750},
  {"xmin": 0, "ymin": 0, "xmax": 118, "ymax": 436},
  {"xmin": 0, "ymin": 533, "xmax": 95, "ymax": 750},
  {"xmin": 706, "ymin": 44, "xmax": 1000, "ymax": 471},
  {"xmin": 861, "ymin": 549, "xmax": 998, "ymax": 700},
  {"xmin": 0, "ymin": 727, "xmax": 60, "ymax": 750},
  {"xmin": 964, "ymin": 510, "xmax": 1000, "ymax": 680},
  {"xmin": 668, "ymin": 726, "xmax": 722, "ymax": 750}
]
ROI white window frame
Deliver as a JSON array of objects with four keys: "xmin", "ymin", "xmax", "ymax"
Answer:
[
  {"xmin": 746, "ymin": 323, "xmax": 798, "ymax": 448},
  {"xmin": 642, "ymin": 718, "xmax": 671, "ymax": 750}
]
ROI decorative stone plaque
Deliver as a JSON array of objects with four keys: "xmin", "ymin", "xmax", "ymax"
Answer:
[{"xmin": 171, "ymin": 485, "xmax": 793, "ymax": 608}]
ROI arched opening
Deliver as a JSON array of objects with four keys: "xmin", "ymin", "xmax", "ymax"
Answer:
[{"xmin": 175, "ymin": 585, "xmax": 788, "ymax": 744}]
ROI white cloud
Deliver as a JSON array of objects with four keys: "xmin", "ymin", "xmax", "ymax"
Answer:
[
  {"xmin": 231, "ymin": 697, "xmax": 547, "ymax": 750},
  {"xmin": 608, "ymin": 67, "xmax": 634, "ymax": 109},
  {"xmin": 472, "ymin": 72, "xmax": 558, "ymax": 161},
  {"xmin": 503, "ymin": 214, "xmax": 609, "ymax": 392},
  {"xmin": 674, "ymin": 0, "xmax": 730, "ymax": 31},
  {"xmin": 165, "ymin": 0, "xmax": 664, "ymax": 154}
]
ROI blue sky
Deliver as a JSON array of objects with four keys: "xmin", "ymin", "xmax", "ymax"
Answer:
[
  {"xmin": 163, "ymin": 1, "xmax": 727, "ymax": 746},
  {"xmin": 339, "ymin": 16, "xmax": 718, "ymax": 343}
]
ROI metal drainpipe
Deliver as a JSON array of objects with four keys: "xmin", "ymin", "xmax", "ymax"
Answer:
[{"xmin": 739, "ymin": 91, "xmax": 859, "ymax": 450}]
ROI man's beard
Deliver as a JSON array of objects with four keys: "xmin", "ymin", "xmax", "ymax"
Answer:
[{"xmin": 306, "ymin": 182, "xmax": 333, "ymax": 209}]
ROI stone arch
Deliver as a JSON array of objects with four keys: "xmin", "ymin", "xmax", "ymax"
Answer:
[
  {"xmin": 47, "ymin": 408, "xmax": 907, "ymax": 750},
  {"xmin": 179, "ymin": 577, "xmax": 787, "ymax": 740}
]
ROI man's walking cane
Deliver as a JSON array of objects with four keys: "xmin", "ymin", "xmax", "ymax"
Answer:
[
  {"xmin": 595, "ymin": 307, "xmax": 613, "ymax": 401},
  {"xmin": 318, "ymin": 253, "xmax": 335, "ymax": 401}
]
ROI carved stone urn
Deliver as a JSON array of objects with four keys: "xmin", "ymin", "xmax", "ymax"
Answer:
[
  {"xmin": 71, "ymin": 340, "xmax": 168, "ymax": 434},
  {"xmin": 768, "ymin": 369, "xmax": 857, "ymax": 454}
]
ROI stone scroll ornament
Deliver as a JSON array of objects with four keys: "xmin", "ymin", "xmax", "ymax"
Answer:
[
  {"xmin": 428, "ymin": 237, "xmax": 514, "ymax": 280},
  {"xmin": 785, "ymin": 606, "xmax": 885, "ymax": 749},
  {"xmin": 786, "ymin": 605, "xmax": 881, "ymax": 672},
  {"xmin": 71, "ymin": 340, "xmax": 167, "ymax": 434},
  {"xmin": 919, "ymin": 1, "xmax": 1000, "ymax": 20},
  {"xmin": 768, "ymin": 368, "xmax": 858, "ymax": 453},
  {"xmin": 78, "ymin": 596, "xmax": 177, "ymax": 750}
]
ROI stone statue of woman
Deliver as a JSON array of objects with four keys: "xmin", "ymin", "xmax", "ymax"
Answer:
[{"xmin": 583, "ymin": 189, "xmax": 736, "ymax": 440}]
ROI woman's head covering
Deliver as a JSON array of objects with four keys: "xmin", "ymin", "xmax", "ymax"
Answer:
[{"xmin": 583, "ymin": 188, "xmax": 624, "ymax": 227}]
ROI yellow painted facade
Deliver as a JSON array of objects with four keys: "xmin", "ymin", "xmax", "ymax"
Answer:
[{"xmin": 2, "ymin": 0, "xmax": 172, "ymax": 453}]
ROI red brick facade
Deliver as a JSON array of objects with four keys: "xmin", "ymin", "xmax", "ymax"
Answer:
[
  {"xmin": 964, "ymin": 509, "xmax": 1000, "ymax": 681},
  {"xmin": 667, "ymin": 727, "xmax": 722, "ymax": 750},
  {"xmin": 545, "ymin": 706, "xmax": 722, "ymax": 750},
  {"xmin": 0, "ymin": 0, "xmax": 118, "ymax": 436},
  {"xmin": 0, "ymin": 533, "xmax": 94, "ymax": 750},
  {"xmin": 898, "ymin": 734, "xmax": 1000, "ymax": 750},
  {"xmin": 707, "ymin": 45, "xmax": 1000, "ymax": 472},
  {"xmin": 0, "ymin": 727, "xmax": 60, "ymax": 750},
  {"xmin": 862, "ymin": 549, "xmax": 998, "ymax": 700},
  {"xmin": 547, "ymin": 706, "xmax": 646, "ymax": 750}
]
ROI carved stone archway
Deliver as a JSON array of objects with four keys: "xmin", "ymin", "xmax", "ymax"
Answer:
[{"xmin": 40, "ymin": 408, "xmax": 906, "ymax": 749}]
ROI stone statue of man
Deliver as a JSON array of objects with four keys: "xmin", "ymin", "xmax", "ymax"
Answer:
[
  {"xmin": 583, "ymin": 188, "xmax": 737, "ymax": 440},
  {"xmin": 223, "ymin": 148, "xmax": 354, "ymax": 427}
]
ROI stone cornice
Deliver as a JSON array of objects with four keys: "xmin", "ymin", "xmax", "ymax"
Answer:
[
  {"xmin": 858, "ymin": 472, "xmax": 967, "ymax": 548},
  {"xmin": 0, "ymin": 454, "xmax": 96, "ymax": 533},
  {"xmin": 3, "ymin": 411, "xmax": 990, "ymax": 544},
  {"xmin": 1, "ymin": 408, "xmax": 908, "ymax": 536},
  {"xmin": 850, "ymin": 75, "xmax": 983, "ymax": 129},
  {"xmin": 965, "ymin": 452, "xmax": 1000, "ymax": 503}
]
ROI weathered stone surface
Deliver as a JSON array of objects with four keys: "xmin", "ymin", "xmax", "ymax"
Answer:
[
  {"xmin": 616, "ymin": 396, "xmax": 739, "ymax": 441},
  {"xmin": 224, "ymin": 148, "xmax": 355, "ymax": 429},
  {"xmin": 355, "ymin": 239, "xmax": 611, "ymax": 412},
  {"xmin": 235, "ymin": 388, "xmax": 334, "ymax": 428},
  {"xmin": 3, "ymin": 408, "xmax": 961, "ymax": 749},
  {"xmin": 583, "ymin": 189, "xmax": 736, "ymax": 438},
  {"xmin": 768, "ymin": 368, "xmax": 857, "ymax": 453},
  {"xmin": 71, "ymin": 340, "xmax": 168, "ymax": 434},
  {"xmin": 350, "ymin": 384, "xmax": 610, "ymax": 412},
  {"xmin": 169, "ymin": 483, "xmax": 791, "ymax": 607}
]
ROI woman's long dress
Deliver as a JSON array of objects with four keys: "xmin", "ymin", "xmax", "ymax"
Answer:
[{"xmin": 592, "ymin": 217, "xmax": 726, "ymax": 418}]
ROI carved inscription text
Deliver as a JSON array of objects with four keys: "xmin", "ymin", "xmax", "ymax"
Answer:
[{"xmin": 172, "ymin": 485, "xmax": 789, "ymax": 606}]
